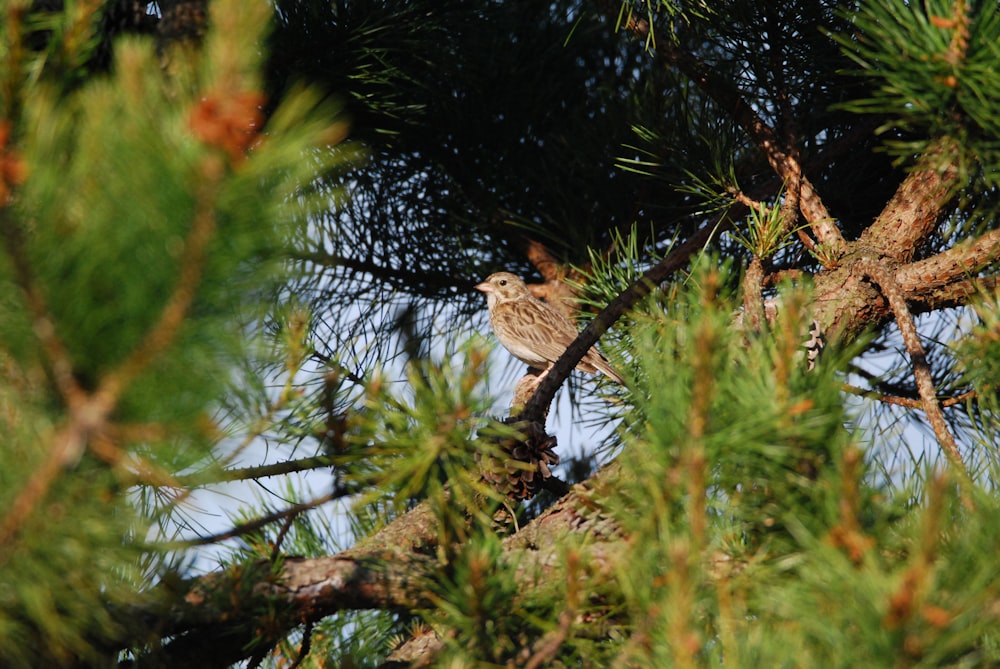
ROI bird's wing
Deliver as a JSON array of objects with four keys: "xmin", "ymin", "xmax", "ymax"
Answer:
[
  {"xmin": 580, "ymin": 350, "xmax": 625, "ymax": 383},
  {"xmin": 495, "ymin": 299, "xmax": 580, "ymax": 365}
]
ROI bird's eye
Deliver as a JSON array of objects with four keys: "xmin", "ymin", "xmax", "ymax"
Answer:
[{"xmin": 499, "ymin": 279, "xmax": 507, "ymax": 286}]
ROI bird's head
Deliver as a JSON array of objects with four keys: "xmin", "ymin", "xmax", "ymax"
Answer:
[{"xmin": 475, "ymin": 272, "xmax": 529, "ymax": 304}]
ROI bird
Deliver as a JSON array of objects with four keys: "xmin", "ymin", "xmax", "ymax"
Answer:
[{"xmin": 475, "ymin": 272, "xmax": 624, "ymax": 384}]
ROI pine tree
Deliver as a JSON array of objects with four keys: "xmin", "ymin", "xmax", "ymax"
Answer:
[{"xmin": 1, "ymin": 0, "xmax": 998, "ymax": 667}]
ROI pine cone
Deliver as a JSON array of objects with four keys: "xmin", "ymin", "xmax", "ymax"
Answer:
[{"xmin": 480, "ymin": 419, "xmax": 559, "ymax": 500}]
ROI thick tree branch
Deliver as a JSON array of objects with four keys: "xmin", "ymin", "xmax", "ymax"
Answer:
[
  {"xmin": 119, "ymin": 229, "xmax": 997, "ymax": 666},
  {"xmin": 133, "ymin": 552, "xmax": 438, "ymax": 667},
  {"xmin": 908, "ymin": 276, "xmax": 999, "ymax": 313},
  {"xmin": 857, "ymin": 139, "xmax": 961, "ymax": 263},
  {"xmin": 895, "ymin": 229, "xmax": 1000, "ymax": 292},
  {"xmin": 124, "ymin": 502, "xmax": 445, "ymax": 665},
  {"xmin": 123, "ymin": 466, "xmax": 628, "ymax": 667}
]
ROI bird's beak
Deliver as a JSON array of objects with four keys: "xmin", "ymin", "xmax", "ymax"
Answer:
[{"xmin": 475, "ymin": 282, "xmax": 493, "ymax": 293}]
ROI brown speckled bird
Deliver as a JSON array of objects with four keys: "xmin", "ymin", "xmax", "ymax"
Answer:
[{"xmin": 475, "ymin": 272, "xmax": 624, "ymax": 384}]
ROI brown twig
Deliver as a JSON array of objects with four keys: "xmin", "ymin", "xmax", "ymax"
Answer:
[
  {"xmin": 270, "ymin": 510, "xmax": 299, "ymax": 563},
  {"xmin": 88, "ymin": 432, "xmax": 184, "ymax": 488},
  {"xmin": 883, "ymin": 472, "xmax": 947, "ymax": 630},
  {"xmin": 523, "ymin": 549, "xmax": 580, "ymax": 669},
  {"xmin": 0, "ymin": 211, "xmax": 127, "ymax": 546},
  {"xmin": 841, "ymin": 383, "xmax": 977, "ymax": 410},
  {"xmin": 175, "ymin": 455, "xmax": 338, "ymax": 487},
  {"xmin": 825, "ymin": 447, "xmax": 875, "ymax": 563},
  {"xmin": 603, "ymin": 0, "xmax": 844, "ymax": 259},
  {"xmin": 767, "ymin": 2, "xmax": 803, "ymax": 241},
  {"xmin": 523, "ymin": 610, "xmax": 573, "ymax": 669},
  {"xmin": 855, "ymin": 258, "xmax": 971, "ymax": 493},
  {"xmin": 687, "ymin": 276, "xmax": 716, "ymax": 549},
  {"xmin": 742, "ymin": 256, "xmax": 766, "ymax": 333},
  {"xmin": 172, "ymin": 490, "xmax": 343, "ymax": 547},
  {"xmin": 288, "ymin": 621, "xmax": 314, "ymax": 669},
  {"xmin": 521, "ymin": 218, "xmax": 728, "ymax": 424},
  {"xmin": 779, "ymin": 154, "xmax": 802, "ymax": 237},
  {"xmin": 659, "ymin": 49, "xmax": 839, "ymax": 254},
  {"xmin": 0, "ymin": 421, "xmax": 89, "ymax": 550},
  {"xmin": 729, "ymin": 189, "xmax": 769, "ymax": 213},
  {"xmin": 763, "ymin": 268, "xmax": 806, "ymax": 287}
]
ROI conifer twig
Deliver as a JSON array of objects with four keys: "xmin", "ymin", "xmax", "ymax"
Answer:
[
  {"xmin": 840, "ymin": 383, "xmax": 977, "ymax": 409},
  {"xmin": 0, "ymin": 422, "xmax": 84, "ymax": 550},
  {"xmin": 288, "ymin": 621, "xmax": 314, "ymax": 669},
  {"xmin": 270, "ymin": 511, "xmax": 299, "ymax": 562},
  {"xmin": 523, "ymin": 610, "xmax": 572, "ymax": 669},
  {"xmin": 883, "ymin": 472, "xmax": 948, "ymax": 629},
  {"xmin": 523, "ymin": 549, "xmax": 578, "ymax": 669},
  {"xmin": 172, "ymin": 489, "xmax": 343, "ymax": 547},
  {"xmin": 521, "ymin": 218, "xmax": 726, "ymax": 424},
  {"xmin": 742, "ymin": 256, "xmax": 766, "ymax": 332},
  {"xmin": 604, "ymin": 1, "xmax": 843, "ymax": 257},
  {"xmin": 0, "ymin": 218, "xmax": 116, "ymax": 546},
  {"xmin": 89, "ymin": 432, "xmax": 184, "ymax": 488},
  {"xmin": 855, "ymin": 258, "xmax": 972, "ymax": 494},
  {"xmin": 175, "ymin": 455, "xmax": 339, "ymax": 487}
]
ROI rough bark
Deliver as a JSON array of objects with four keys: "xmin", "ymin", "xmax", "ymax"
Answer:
[
  {"xmin": 857, "ymin": 141, "xmax": 961, "ymax": 263},
  {"xmin": 123, "ymin": 466, "xmax": 627, "ymax": 667}
]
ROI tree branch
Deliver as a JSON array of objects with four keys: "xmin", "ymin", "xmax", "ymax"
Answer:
[
  {"xmin": 124, "ymin": 501, "xmax": 446, "ymax": 665},
  {"xmin": 520, "ymin": 219, "xmax": 727, "ymax": 424},
  {"xmin": 122, "ymin": 465, "xmax": 629, "ymax": 667},
  {"xmin": 130, "ymin": 552, "xmax": 438, "ymax": 667},
  {"xmin": 895, "ymin": 228, "xmax": 1000, "ymax": 292},
  {"xmin": 841, "ymin": 383, "xmax": 977, "ymax": 410},
  {"xmin": 857, "ymin": 139, "xmax": 960, "ymax": 263},
  {"xmin": 171, "ymin": 489, "xmax": 345, "ymax": 548},
  {"xmin": 908, "ymin": 276, "xmax": 1000, "ymax": 313},
  {"xmin": 665, "ymin": 46, "xmax": 840, "ymax": 249},
  {"xmin": 854, "ymin": 259, "xmax": 971, "ymax": 489},
  {"xmin": 603, "ymin": 5, "xmax": 844, "ymax": 257},
  {"xmin": 175, "ymin": 455, "xmax": 338, "ymax": 487}
]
